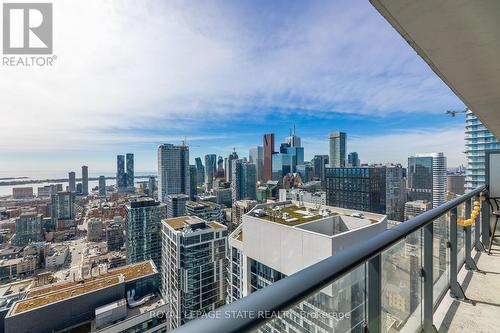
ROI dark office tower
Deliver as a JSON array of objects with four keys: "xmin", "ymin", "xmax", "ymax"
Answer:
[
  {"xmin": 81, "ymin": 165, "xmax": 89, "ymax": 195},
  {"xmin": 157, "ymin": 144, "xmax": 190, "ymax": 203},
  {"xmin": 329, "ymin": 132, "xmax": 346, "ymax": 168},
  {"xmin": 117, "ymin": 155, "xmax": 127, "ymax": 192},
  {"xmin": 263, "ymin": 133, "xmax": 275, "ymax": 182},
  {"xmin": 68, "ymin": 171, "xmax": 76, "ymax": 192},
  {"xmin": 126, "ymin": 153, "xmax": 134, "ymax": 190},
  {"xmin": 313, "ymin": 155, "xmax": 329, "ymax": 184},
  {"xmin": 204, "ymin": 154, "xmax": 217, "ymax": 190},
  {"xmin": 348, "ymin": 152, "xmax": 360, "ymax": 167},
  {"xmin": 226, "ymin": 150, "xmax": 239, "ymax": 183},
  {"xmin": 407, "ymin": 153, "xmax": 446, "ymax": 208},
  {"xmin": 148, "ymin": 176, "xmax": 156, "ymax": 197},
  {"xmin": 385, "ymin": 165, "xmax": 406, "ymax": 222},
  {"xmin": 325, "ymin": 167, "xmax": 386, "ymax": 214},
  {"xmin": 167, "ymin": 194, "xmax": 189, "ymax": 218},
  {"xmin": 232, "ymin": 159, "xmax": 257, "ymax": 201},
  {"xmin": 217, "ymin": 156, "xmax": 225, "ymax": 178},
  {"xmin": 189, "ymin": 165, "xmax": 197, "ymax": 200},
  {"xmin": 195, "ymin": 157, "xmax": 205, "ymax": 185},
  {"xmin": 98, "ymin": 176, "xmax": 106, "ymax": 197}
]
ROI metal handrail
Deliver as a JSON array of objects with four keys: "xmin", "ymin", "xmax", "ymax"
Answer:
[{"xmin": 172, "ymin": 185, "xmax": 487, "ymax": 333}]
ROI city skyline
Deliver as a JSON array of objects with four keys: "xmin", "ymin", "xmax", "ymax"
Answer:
[{"xmin": 0, "ymin": 0, "xmax": 467, "ymax": 175}]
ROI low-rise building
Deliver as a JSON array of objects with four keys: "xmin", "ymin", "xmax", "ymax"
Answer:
[
  {"xmin": 12, "ymin": 188, "xmax": 33, "ymax": 200},
  {"xmin": 279, "ymin": 188, "xmax": 326, "ymax": 205},
  {"xmin": 106, "ymin": 217, "xmax": 124, "ymax": 252},
  {"xmin": 231, "ymin": 200, "xmax": 257, "ymax": 227},
  {"xmin": 45, "ymin": 245, "xmax": 69, "ymax": 270},
  {"xmin": 0, "ymin": 256, "xmax": 37, "ymax": 281},
  {"xmin": 4, "ymin": 261, "xmax": 166, "ymax": 333}
]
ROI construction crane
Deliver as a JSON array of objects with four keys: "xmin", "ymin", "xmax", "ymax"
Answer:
[
  {"xmin": 181, "ymin": 137, "xmax": 200, "ymax": 148},
  {"xmin": 445, "ymin": 108, "xmax": 468, "ymax": 117}
]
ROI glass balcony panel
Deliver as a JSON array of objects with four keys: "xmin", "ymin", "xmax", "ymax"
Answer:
[
  {"xmin": 457, "ymin": 202, "xmax": 466, "ymax": 270},
  {"xmin": 381, "ymin": 229, "xmax": 422, "ymax": 331},
  {"xmin": 258, "ymin": 264, "xmax": 367, "ymax": 333},
  {"xmin": 433, "ymin": 213, "xmax": 450, "ymax": 306}
]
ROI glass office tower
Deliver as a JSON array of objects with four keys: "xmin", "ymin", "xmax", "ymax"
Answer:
[{"xmin": 125, "ymin": 198, "xmax": 166, "ymax": 269}]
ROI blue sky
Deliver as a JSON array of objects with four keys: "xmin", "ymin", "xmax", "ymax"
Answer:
[{"xmin": 0, "ymin": 0, "xmax": 466, "ymax": 177}]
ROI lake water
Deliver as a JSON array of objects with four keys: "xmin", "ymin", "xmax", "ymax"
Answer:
[{"xmin": 0, "ymin": 171, "xmax": 157, "ymax": 197}]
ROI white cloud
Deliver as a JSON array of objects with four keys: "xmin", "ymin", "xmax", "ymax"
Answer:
[{"xmin": 0, "ymin": 1, "xmax": 464, "ymax": 150}]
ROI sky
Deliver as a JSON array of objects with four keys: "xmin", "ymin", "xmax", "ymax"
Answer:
[{"xmin": 0, "ymin": 0, "xmax": 467, "ymax": 177}]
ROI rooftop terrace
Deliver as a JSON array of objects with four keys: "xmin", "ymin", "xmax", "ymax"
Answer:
[
  {"xmin": 259, "ymin": 205, "xmax": 325, "ymax": 226},
  {"xmin": 13, "ymin": 276, "xmax": 121, "ymax": 314},
  {"xmin": 250, "ymin": 202, "xmax": 383, "ymax": 229},
  {"xmin": 164, "ymin": 216, "xmax": 225, "ymax": 232},
  {"xmin": 27, "ymin": 261, "xmax": 155, "ymax": 298}
]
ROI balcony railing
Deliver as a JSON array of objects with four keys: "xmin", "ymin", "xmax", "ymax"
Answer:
[{"xmin": 172, "ymin": 185, "xmax": 489, "ymax": 333}]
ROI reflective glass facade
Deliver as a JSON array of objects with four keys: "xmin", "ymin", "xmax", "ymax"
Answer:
[
  {"xmin": 325, "ymin": 167, "xmax": 386, "ymax": 214},
  {"xmin": 465, "ymin": 110, "xmax": 500, "ymax": 191}
]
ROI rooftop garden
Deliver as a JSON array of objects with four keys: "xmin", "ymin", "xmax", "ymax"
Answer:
[{"xmin": 260, "ymin": 205, "xmax": 324, "ymax": 226}]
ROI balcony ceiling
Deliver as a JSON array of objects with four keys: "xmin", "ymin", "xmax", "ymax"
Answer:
[{"xmin": 370, "ymin": 0, "xmax": 500, "ymax": 138}]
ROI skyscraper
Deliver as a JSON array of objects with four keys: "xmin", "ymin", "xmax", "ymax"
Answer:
[
  {"xmin": 216, "ymin": 156, "xmax": 225, "ymax": 178},
  {"xmin": 232, "ymin": 159, "xmax": 257, "ymax": 201},
  {"xmin": 81, "ymin": 165, "xmax": 89, "ymax": 195},
  {"xmin": 116, "ymin": 155, "xmax": 127, "ymax": 192},
  {"xmin": 12, "ymin": 212, "xmax": 43, "ymax": 246},
  {"xmin": 272, "ymin": 153, "xmax": 292, "ymax": 183},
  {"xmin": 148, "ymin": 176, "xmax": 156, "ymax": 198},
  {"xmin": 189, "ymin": 165, "xmax": 197, "ymax": 200},
  {"xmin": 329, "ymin": 132, "xmax": 346, "ymax": 168},
  {"xmin": 204, "ymin": 154, "xmax": 217, "ymax": 190},
  {"xmin": 385, "ymin": 165, "xmax": 406, "ymax": 222},
  {"xmin": 157, "ymin": 144, "xmax": 190, "ymax": 203},
  {"xmin": 312, "ymin": 155, "xmax": 329, "ymax": 184},
  {"xmin": 348, "ymin": 152, "xmax": 360, "ymax": 167},
  {"xmin": 161, "ymin": 216, "xmax": 227, "ymax": 329},
  {"xmin": 225, "ymin": 150, "xmax": 239, "ymax": 183},
  {"xmin": 98, "ymin": 175, "xmax": 106, "ymax": 197},
  {"xmin": 195, "ymin": 157, "xmax": 205, "ymax": 185},
  {"xmin": 465, "ymin": 110, "xmax": 500, "ymax": 191},
  {"xmin": 285, "ymin": 125, "xmax": 301, "ymax": 147},
  {"xmin": 125, "ymin": 198, "xmax": 166, "ymax": 269},
  {"xmin": 296, "ymin": 163, "xmax": 313, "ymax": 183},
  {"xmin": 249, "ymin": 146, "xmax": 264, "ymax": 182},
  {"xmin": 126, "ymin": 153, "xmax": 134, "ymax": 191},
  {"xmin": 263, "ymin": 133, "xmax": 275, "ymax": 181},
  {"xmin": 51, "ymin": 191, "xmax": 76, "ymax": 230},
  {"xmin": 68, "ymin": 171, "xmax": 76, "ymax": 192},
  {"xmin": 407, "ymin": 153, "xmax": 446, "ymax": 208}
]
